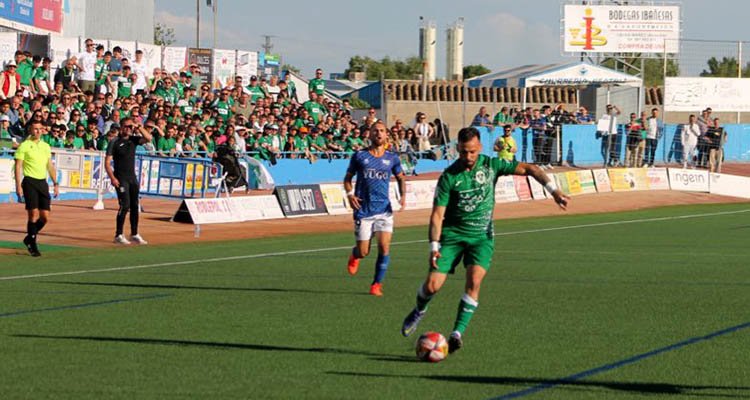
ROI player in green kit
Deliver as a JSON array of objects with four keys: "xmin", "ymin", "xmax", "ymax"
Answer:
[{"xmin": 401, "ymin": 127, "xmax": 569, "ymax": 353}]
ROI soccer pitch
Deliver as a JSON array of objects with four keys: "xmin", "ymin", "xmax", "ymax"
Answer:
[{"xmin": 1, "ymin": 203, "xmax": 749, "ymax": 399}]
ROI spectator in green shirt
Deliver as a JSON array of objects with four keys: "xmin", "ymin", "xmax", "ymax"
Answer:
[
  {"xmin": 15, "ymin": 51, "xmax": 34, "ymax": 89},
  {"xmin": 303, "ymin": 92, "xmax": 325, "ymax": 124},
  {"xmin": 32, "ymin": 57, "xmax": 52, "ymax": 96},
  {"xmin": 244, "ymin": 75, "xmax": 268, "ymax": 103},
  {"xmin": 309, "ymin": 68, "xmax": 325, "ymax": 95},
  {"xmin": 493, "ymin": 107, "xmax": 514, "ymax": 126}
]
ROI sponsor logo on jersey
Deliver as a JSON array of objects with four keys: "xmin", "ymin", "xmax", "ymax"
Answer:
[
  {"xmin": 475, "ymin": 170, "xmax": 487, "ymax": 184},
  {"xmin": 364, "ymin": 168, "xmax": 389, "ymax": 180}
]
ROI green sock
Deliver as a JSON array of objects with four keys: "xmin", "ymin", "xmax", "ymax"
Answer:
[
  {"xmin": 452, "ymin": 294, "xmax": 479, "ymax": 335},
  {"xmin": 416, "ymin": 285, "xmax": 432, "ymax": 312}
]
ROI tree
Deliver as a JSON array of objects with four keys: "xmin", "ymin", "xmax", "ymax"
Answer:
[
  {"xmin": 344, "ymin": 55, "xmax": 423, "ymax": 80},
  {"xmin": 600, "ymin": 57, "xmax": 679, "ymax": 86},
  {"xmin": 463, "ymin": 64, "xmax": 490, "ymax": 79},
  {"xmin": 347, "ymin": 97, "xmax": 371, "ymax": 109},
  {"xmin": 153, "ymin": 23, "xmax": 175, "ymax": 46},
  {"xmin": 700, "ymin": 56, "xmax": 750, "ymax": 77},
  {"xmin": 281, "ymin": 64, "xmax": 300, "ymax": 75}
]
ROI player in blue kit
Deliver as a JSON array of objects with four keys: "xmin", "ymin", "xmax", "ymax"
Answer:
[{"xmin": 344, "ymin": 121, "xmax": 407, "ymax": 296}]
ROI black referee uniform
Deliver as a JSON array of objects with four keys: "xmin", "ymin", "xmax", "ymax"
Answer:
[{"xmin": 107, "ymin": 135, "xmax": 142, "ymax": 237}]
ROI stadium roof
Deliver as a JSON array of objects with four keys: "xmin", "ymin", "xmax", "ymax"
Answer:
[{"xmin": 467, "ymin": 62, "xmax": 642, "ymax": 88}]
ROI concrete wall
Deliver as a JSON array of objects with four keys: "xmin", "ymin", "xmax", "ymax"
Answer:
[
  {"xmin": 62, "ymin": 0, "xmax": 86, "ymax": 37},
  {"xmin": 85, "ymin": 0, "xmax": 154, "ymax": 43}
]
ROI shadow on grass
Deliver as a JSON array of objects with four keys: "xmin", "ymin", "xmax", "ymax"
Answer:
[
  {"xmin": 12, "ymin": 334, "xmax": 412, "ymax": 363},
  {"xmin": 327, "ymin": 372, "xmax": 750, "ymax": 398},
  {"xmin": 42, "ymin": 280, "xmax": 370, "ymax": 296}
]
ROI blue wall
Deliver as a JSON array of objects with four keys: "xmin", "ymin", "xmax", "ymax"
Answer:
[{"xmin": 266, "ymin": 157, "xmax": 452, "ymax": 185}]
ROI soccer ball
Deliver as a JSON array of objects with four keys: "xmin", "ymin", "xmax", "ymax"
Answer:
[{"xmin": 415, "ymin": 331, "xmax": 448, "ymax": 363}]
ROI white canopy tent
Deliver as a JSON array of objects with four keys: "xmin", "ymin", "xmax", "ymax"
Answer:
[{"xmin": 467, "ymin": 62, "xmax": 643, "ymax": 111}]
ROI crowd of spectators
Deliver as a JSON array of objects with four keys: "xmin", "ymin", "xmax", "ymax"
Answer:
[
  {"xmin": 469, "ymin": 103, "xmax": 726, "ymax": 172},
  {"xmin": 0, "ymin": 41, "xmax": 728, "ymax": 175},
  {"xmin": 0, "ymin": 45, "xmax": 444, "ymax": 177}
]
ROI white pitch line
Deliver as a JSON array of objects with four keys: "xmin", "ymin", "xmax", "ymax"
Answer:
[{"xmin": 1, "ymin": 208, "xmax": 748, "ymax": 282}]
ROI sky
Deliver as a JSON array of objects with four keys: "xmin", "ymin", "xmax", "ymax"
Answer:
[{"xmin": 154, "ymin": 0, "xmax": 748, "ymax": 78}]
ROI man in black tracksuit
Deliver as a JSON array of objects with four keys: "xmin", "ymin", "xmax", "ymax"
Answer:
[{"xmin": 105, "ymin": 118, "xmax": 152, "ymax": 245}]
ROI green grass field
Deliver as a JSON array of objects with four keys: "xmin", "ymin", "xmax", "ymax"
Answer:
[{"xmin": 1, "ymin": 203, "xmax": 750, "ymax": 399}]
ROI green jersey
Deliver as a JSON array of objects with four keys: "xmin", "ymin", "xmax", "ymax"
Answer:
[
  {"xmin": 493, "ymin": 112, "xmax": 513, "ymax": 126},
  {"xmin": 214, "ymin": 100, "xmax": 233, "ymax": 121},
  {"xmin": 155, "ymin": 86, "xmax": 180, "ymax": 104},
  {"xmin": 95, "ymin": 59, "xmax": 108, "ymax": 85},
  {"xmin": 157, "ymin": 136, "xmax": 176, "ymax": 154},
  {"xmin": 303, "ymin": 101, "xmax": 325, "ymax": 124},
  {"xmin": 309, "ymin": 78, "xmax": 325, "ymax": 95},
  {"xmin": 32, "ymin": 67, "xmax": 49, "ymax": 83},
  {"xmin": 17, "ymin": 59, "xmax": 34, "ymax": 85},
  {"xmin": 245, "ymin": 85, "xmax": 266, "ymax": 103},
  {"xmin": 307, "ymin": 135, "xmax": 326, "ymax": 150},
  {"xmin": 434, "ymin": 155, "xmax": 518, "ymax": 237},
  {"xmin": 118, "ymin": 76, "xmax": 133, "ymax": 98}
]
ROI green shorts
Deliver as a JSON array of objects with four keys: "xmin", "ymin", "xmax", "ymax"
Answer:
[{"xmin": 434, "ymin": 233, "xmax": 494, "ymax": 274}]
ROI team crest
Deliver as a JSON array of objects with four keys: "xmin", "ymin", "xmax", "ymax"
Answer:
[
  {"xmin": 382, "ymin": 159, "xmax": 391, "ymax": 166},
  {"xmin": 475, "ymin": 170, "xmax": 486, "ymax": 184}
]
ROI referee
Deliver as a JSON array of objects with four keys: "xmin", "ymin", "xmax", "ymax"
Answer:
[
  {"xmin": 14, "ymin": 121, "xmax": 58, "ymax": 257},
  {"xmin": 105, "ymin": 117, "xmax": 152, "ymax": 245}
]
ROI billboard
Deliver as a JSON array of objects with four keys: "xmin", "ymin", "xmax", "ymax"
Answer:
[
  {"xmin": 162, "ymin": 46, "xmax": 187, "ymax": 74},
  {"xmin": 563, "ymin": 5, "xmax": 679, "ymax": 54},
  {"xmin": 236, "ymin": 50, "xmax": 258, "ymax": 85},
  {"xmin": 665, "ymin": 77, "xmax": 750, "ymax": 112},
  {"xmin": 0, "ymin": 0, "xmax": 63, "ymax": 33},
  {"xmin": 212, "ymin": 48, "xmax": 235, "ymax": 88},
  {"xmin": 187, "ymin": 48, "xmax": 212, "ymax": 86}
]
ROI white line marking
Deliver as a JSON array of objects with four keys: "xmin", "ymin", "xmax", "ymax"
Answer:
[{"xmin": 1, "ymin": 209, "xmax": 748, "ymax": 282}]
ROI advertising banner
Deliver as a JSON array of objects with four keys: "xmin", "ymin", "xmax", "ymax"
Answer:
[
  {"xmin": 553, "ymin": 172, "xmax": 570, "ymax": 195},
  {"xmin": 528, "ymin": 177, "xmax": 547, "ymax": 200},
  {"xmin": 668, "ymin": 168, "xmax": 709, "ymax": 192},
  {"xmin": 33, "ymin": 0, "xmax": 63, "ymax": 33},
  {"xmin": 495, "ymin": 175, "xmax": 519, "ymax": 203},
  {"xmin": 236, "ymin": 50, "xmax": 258, "ymax": 85},
  {"xmin": 162, "ymin": 46, "xmax": 187, "ymax": 74},
  {"xmin": 709, "ymin": 173, "xmax": 750, "ymax": 199},
  {"xmin": 138, "ymin": 42, "xmax": 162, "ymax": 76},
  {"xmin": 646, "ymin": 167, "xmax": 670, "ymax": 190},
  {"xmin": 187, "ymin": 48, "xmax": 212, "ymax": 86},
  {"xmin": 512, "ymin": 176, "xmax": 532, "ymax": 201},
  {"xmin": 0, "ymin": 32, "xmax": 17, "ymax": 66},
  {"xmin": 404, "ymin": 180, "xmax": 437, "ymax": 210},
  {"xmin": 665, "ymin": 78, "xmax": 750, "ymax": 112},
  {"xmin": 109, "ymin": 40, "xmax": 136, "ymax": 61},
  {"xmin": 0, "ymin": 158, "xmax": 12, "ymax": 194},
  {"xmin": 4, "ymin": 0, "xmax": 34, "ymax": 26},
  {"xmin": 563, "ymin": 5, "xmax": 680, "ymax": 53},
  {"xmin": 577, "ymin": 170, "xmax": 597, "ymax": 194},
  {"xmin": 183, "ymin": 197, "xmax": 237, "ymax": 225},
  {"xmin": 592, "ymin": 168, "xmax": 611, "ymax": 192},
  {"xmin": 608, "ymin": 168, "xmax": 649, "ymax": 191},
  {"xmin": 274, "ymin": 184, "xmax": 328, "ymax": 217},
  {"xmin": 319, "ymin": 183, "xmax": 351, "ymax": 215},
  {"xmin": 231, "ymin": 195, "xmax": 285, "ymax": 220},
  {"xmin": 49, "ymin": 34, "xmax": 77, "ymax": 68},
  {"xmin": 211, "ymin": 48, "xmax": 235, "ymax": 88}
]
